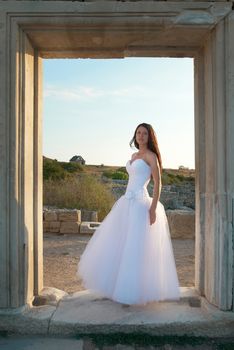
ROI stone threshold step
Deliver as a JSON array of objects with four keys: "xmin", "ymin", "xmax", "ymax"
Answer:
[{"xmin": 0, "ymin": 287, "xmax": 234, "ymax": 337}]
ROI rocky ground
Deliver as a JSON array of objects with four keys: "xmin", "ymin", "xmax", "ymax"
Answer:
[{"xmin": 43, "ymin": 234, "xmax": 195, "ymax": 293}]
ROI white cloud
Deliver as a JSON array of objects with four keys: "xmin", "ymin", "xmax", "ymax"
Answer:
[{"xmin": 43, "ymin": 84, "xmax": 160, "ymax": 101}]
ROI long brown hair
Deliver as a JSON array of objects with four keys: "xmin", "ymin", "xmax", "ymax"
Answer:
[{"xmin": 129, "ymin": 123, "xmax": 163, "ymax": 174}]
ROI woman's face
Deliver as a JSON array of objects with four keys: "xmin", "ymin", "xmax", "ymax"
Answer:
[{"xmin": 135, "ymin": 126, "xmax": 149, "ymax": 146}]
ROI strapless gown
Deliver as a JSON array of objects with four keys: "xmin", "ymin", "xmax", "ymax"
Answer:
[{"xmin": 77, "ymin": 158, "xmax": 180, "ymax": 305}]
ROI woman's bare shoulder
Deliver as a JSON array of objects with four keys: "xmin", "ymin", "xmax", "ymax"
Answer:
[
  {"xmin": 146, "ymin": 151, "xmax": 159, "ymax": 167},
  {"xmin": 131, "ymin": 152, "xmax": 138, "ymax": 160},
  {"xmin": 145, "ymin": 150, "xmax": 156, "ymax": 159}
]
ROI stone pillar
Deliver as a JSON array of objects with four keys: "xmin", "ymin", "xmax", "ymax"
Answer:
[
  {"xmin": 0, "ymin": 17, "xmax": 43, "ymax": 308},
  {"xmin": 0, "ymin": 6, "xmax": 8, "ymax": 309},
  {"xmin": 195, "ymin": 12, "xmax": 234, "ymax": 311},
  {"xmin": 194, "ymin": 48, "xmax": 206, "ymax": 297},
  {"xmin": 225, "ymin": 10, "xmax": 234, "ymax": 312},
  {"xmin": 33, "ymin": 51, "xmax": 44, "ymax": 298}
]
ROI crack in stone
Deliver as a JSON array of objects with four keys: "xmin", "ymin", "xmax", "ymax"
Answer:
[{"xmin": 47, "ymin": 298, "xmax": 63, "ymax": 335}]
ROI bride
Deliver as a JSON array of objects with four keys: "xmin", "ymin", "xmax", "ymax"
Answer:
[{"xmin": 77, "ymin": 122, "xmax": 180, "ymax": 305}]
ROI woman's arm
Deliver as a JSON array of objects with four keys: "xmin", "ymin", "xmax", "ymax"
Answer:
[{"xmin": 148, "ymin": 153, "xmax": 162, "ymax": 225}]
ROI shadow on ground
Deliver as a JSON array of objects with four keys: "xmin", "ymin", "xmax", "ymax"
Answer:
[{"xmin": 1, "ymin": 333, "xmax": 234, "ymax": 350}]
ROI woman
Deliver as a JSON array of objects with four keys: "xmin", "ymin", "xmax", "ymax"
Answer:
[{"xmin": 77, "ymin": 122, "xmax": 180, "ymax": 305}]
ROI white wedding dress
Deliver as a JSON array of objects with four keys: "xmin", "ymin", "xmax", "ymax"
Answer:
[{"xmin": 77, "ymin": 158, "xmax": 180, "ymax": 305}]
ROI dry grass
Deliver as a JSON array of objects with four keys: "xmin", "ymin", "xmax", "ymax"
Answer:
[{"xmin": 43, "ymin": 175, "xmax": 115, "ymax": 221}]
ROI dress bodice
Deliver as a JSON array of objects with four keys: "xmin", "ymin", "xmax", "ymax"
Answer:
[{"xmin": 125, "ymin": 159, "xmax": 151, "ymax": 193}]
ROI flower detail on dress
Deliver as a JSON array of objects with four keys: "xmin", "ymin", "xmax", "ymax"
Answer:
[
  {"xmin": 124, "ymin": 188, "xmax": 148, "ymax": 200},
  {"xmin": 124, "ymin": 190, "xmax": 135, "ymax": 200}
]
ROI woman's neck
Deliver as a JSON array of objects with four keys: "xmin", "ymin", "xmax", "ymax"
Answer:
[{"xmin": 138, "ymin": 146, "xmax": 148, "ymax": 154}]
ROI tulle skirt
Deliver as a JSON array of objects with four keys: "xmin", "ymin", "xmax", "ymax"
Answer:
[{"xmin": 77, "ymin": 193, "xmax": 180, "ymax": 305}]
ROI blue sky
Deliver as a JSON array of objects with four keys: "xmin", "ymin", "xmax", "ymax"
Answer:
[{"xmin": 43, "ymin": 57, "xmax": 194, "ymax": 169}]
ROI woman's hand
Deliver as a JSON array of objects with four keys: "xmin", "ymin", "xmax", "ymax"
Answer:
[{"xmin": 149, "ymin": 207, "xmax": 156, "ymax": 225}]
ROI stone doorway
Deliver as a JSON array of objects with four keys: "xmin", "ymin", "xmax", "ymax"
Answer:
[
  {"xmin": 0, "ymin": 1, "xmax": 233, "ymax": 311},
  {"xmin": 42, "ymin": 56, "xmax": 195, "ymax": 294}
]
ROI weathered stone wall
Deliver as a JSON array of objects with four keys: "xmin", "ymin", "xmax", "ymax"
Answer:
[
  {"xmin": 111, "ymin": 181, "xmax": 195, "ymax": 210},
  {"xmin": 43, "ymin": 208, "xmax": 98, "ymax": 234},
  {"xmin": 159, "ymin": 184, "xmax": 195, "ymax": 210},
  {"xmin": 167, "ymin": 210, "xmax": 195, "ymax": 239},
  {"xmin": 43, "ymin": 207, "xmax": 195, "ymax": 238}
]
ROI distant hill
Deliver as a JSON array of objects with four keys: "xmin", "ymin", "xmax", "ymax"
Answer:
[
  {"xmin": 43, "ymin": 156, "xmax": 84, "ymax": 180},
  {"xmin": 43, "ymin": 156, "xmax": 194, "ymax": 184}
]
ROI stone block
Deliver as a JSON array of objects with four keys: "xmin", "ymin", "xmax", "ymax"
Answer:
[
  {"xmin": 58, "ymin": 210, "xmax": 81, "ymax": 222},
  {"xmin": 43, "ymin": 221, "xmax": 50, "ymax": 232},
  {"xmin": 34, "ymin": 286, "xmax": 68, "ymax": 307},
  {"xmin": 44, "ymin": 211, "xmax": 57, "ymax": 222},
  {"xmin": 90, "ymin": 211, "xmax": 98, "ymax": 222},
  {"xmin": 166, "ymin": 209, "xmax": 195, "ymax": 239},
  {"xmin": 60, "ymin": 222, "xmax": 80, "ymax": 234},
  {"xmin": 80, "ymin": 221, "xmax": 100, "ymax": 234},
  {"xmin": 49, "ymin": 221, "xmax": 60, "ymax": 234},
  {"xmin": 81, "ymin": 209, "xmax": 98, "ymax": 222}
]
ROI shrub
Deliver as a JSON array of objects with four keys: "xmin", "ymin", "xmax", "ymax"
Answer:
[
  {"xmin": 187, "ymin": 176, "xmax": 195, "ymax": 182},
  {"xmin": 102, "ymin": 170, "xmax": 114, "ymax": 178},
  {"xmin": 103, "ymin": 170, "xmax": 128, "ymax": 180},
  {"xmin": 43, "ymin": 158, "xmax": 84, "ymax": 181},
  {"xmin": 43, "ymin": 174, "xmax": 115, "ymax": 221},
  {"xmin": 43, "ymin": 158, "xmax": 67, "ymax": 181},
  {"xmin": 161, "ymin": 171, "xmax": 195, "ymax": 185},
  {"xmin": 112, "ymin": 171, "xmax": 128, "ymax": 180},
  {"xmin": 60, "ymin": 161, "xmax": 84, "ymax": 173},
  {"xmin": 116, "ymin": 166, "xmax": 128, "ymax": 174}
]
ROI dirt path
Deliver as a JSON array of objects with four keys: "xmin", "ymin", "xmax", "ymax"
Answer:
[{"xmin": 43, "ymin": 234, "xmax": 195, "ymax": 293}]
